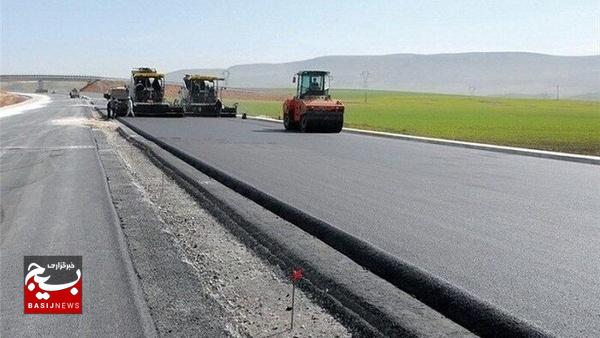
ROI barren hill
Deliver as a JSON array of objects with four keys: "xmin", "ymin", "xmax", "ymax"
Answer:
[{"xmin": 167, "ymin": 52, "xmax": 600, "ymax": 99}]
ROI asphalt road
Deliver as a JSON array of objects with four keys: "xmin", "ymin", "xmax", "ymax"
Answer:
[
  {"xmin": 1, "ymin": 95, "xmax": 154, "ymax": 337},
  {"xmin": 124, "ymin": 116, "xmax": 600, "ymax": 337}
]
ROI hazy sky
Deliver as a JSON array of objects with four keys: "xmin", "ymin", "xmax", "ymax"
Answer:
[{"xmin": 1, "ymin": 0, "xmax": 598, "ymax": 77}]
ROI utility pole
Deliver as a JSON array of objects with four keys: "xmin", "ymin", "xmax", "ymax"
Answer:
[
  {"xmin": 36, "ymin": 79, "xmax": 45, "ymax": 93},
  {"xmin": 361, "ymin": 70, "xmax": 370, "ymax": 103},
  {"xmin": 221, "ymin": 70, "xmax": 231, "ymax": 98},
  {"xmin": 222, "ymin": 70, "xmax": 230, "ymax": 87},
  {"xmin": 556, "ymin": 84, "xmax": 560, "ymax": 100},
  {"xmin": 469, "ymin": 86, "xmax": 476, "ymax": 96}
]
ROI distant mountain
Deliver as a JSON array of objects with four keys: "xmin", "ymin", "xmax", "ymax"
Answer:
[
  {"xmin": 167, "ymin": 53, "xmax": 600, "ymax": 98},
  {"xmin": 166, "ymin": 69, "xmax": 225, "ymax": 82}
]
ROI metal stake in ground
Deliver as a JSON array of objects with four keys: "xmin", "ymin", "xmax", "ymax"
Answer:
[{"xmin": 290, "ymin": 267, "xmax": 304, "ymax": 330}]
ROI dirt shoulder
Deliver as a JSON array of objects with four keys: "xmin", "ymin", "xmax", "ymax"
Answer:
[{"xmin": 0, "ymin": 91, "xmax": 28, "ymax": 107}]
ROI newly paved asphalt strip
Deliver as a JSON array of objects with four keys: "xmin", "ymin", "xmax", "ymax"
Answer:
[
  {"xmin": 123, "ymin": 116, "xmax": 600, "ymax": 337},
  {"xmin": 1, "ymin": 95, "xmax": 155, "ymax": 337}
]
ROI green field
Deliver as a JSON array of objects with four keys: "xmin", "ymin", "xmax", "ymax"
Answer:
[{"xmin": 224, "ymin": 89, "xmax": 600, "ymax": 156}]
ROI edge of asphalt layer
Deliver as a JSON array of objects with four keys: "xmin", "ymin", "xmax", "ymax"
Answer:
[
  {"xmin": 115, "ymin": 123, "xmax": 473, "ymax": 338},
  {"xmin": 93, "ymin": 128, "xmax": 234, "ymax": 336},
  {"xmin": 243, "ymin": 115, "xmax": 600, "ymax": 165},
  {"xmin": 90, "ymin": 128, "xmax": 158, "ymax": 338},
  {"xmin": 117, "ymin": 117, "xmax": 553, "ymax": 337}
]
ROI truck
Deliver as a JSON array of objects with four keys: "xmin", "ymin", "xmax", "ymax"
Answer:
[
  {"xmin": 103, "ymin": 87, "xmax": 129, "ymax": 117},
  {"xmin": 129, "ymin": 67, "xmax": 179, "ymax": 116},
  {"xmin": 69, "ymin": 88, "xmax": 80, "ymax": 98},
  {"xmin": 178, "ymin": 74, "xmax": 237, "ymax": 117},
  {"xmin": 283, "ymin": 71, "xmax": 344, "ymax": 132}
]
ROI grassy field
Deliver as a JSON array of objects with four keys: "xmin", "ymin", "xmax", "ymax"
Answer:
[{"xmin": 223, "ymin": 89, "xmax": 600, "ymax": 156}]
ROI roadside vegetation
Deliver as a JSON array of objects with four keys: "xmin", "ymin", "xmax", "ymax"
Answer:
[{"xmin": 223, "ymin": 89, "xmax": 600, "ymax": 156}]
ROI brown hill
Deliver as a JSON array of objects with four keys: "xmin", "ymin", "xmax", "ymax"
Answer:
[
  {"xmin": 0, "ymin": 91, "xmax": 27, "ymax": 107},
  {"xmin": 80, "ymin": 80, "xmax": 127, "ymax": 93}
]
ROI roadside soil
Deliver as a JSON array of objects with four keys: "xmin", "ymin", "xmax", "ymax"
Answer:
[
  {"xmin": 221, "ymin": 88, "xmax": 289, "ymax": 101},
  {"xmin": 0, "ymin": 91, "xmax": 28, "ymax": 107},
  {"xmin": 91, "ymin": 112, "xmax": 351, "ymax": 337},
  {"xmin": 80, "ymin": 80, "xmax": 127, "ymax": 93},
  {"xmin": 164, "ymin": 84, "xmax": 183, "ymax": 100}
]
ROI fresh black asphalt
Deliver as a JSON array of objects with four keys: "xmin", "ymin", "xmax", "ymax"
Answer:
[
  {"xmin": 1, "ymin": 95, "xmax": 155, "ymax": 337},
  {"xmin": 123, "ymin": 116, "xmax": 600, "ymax": 337}
]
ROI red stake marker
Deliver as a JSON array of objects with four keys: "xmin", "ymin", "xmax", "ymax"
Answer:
[{"xmin": 290, "ymin": 267, "xmax": 304, "ymax": 330}]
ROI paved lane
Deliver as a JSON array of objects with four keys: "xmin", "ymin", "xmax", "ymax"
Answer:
[
  {"xmin": 124, "ymin": 116, "xmax": 600, "ymax": 337},
  {"xmin": 1, "ymin": 95, "xmax": 154, "ymax": 337}
]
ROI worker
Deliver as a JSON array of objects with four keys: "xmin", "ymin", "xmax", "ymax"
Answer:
[
  {"xmin": 304, "ymin": 77, "xmax": 320, "ymax": 96},
  {"xmin": 310, "ymin": 78, "xmax": 320, "ymax": 90},
  {"xmin": 152, "ymin": 78, "xmax": 161, "ymax": 92},
  {"xmin": 106, "ymin": 100, "xmax": 113, "ymax": 120},
  {"xmin": 208, "ymin": 83, "xmax": 215, "ymax": 97},
  {"xmin": 126, "ymin": 96, "xmax": 135, "ymax": 117}
]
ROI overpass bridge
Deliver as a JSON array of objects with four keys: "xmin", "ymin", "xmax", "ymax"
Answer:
[
  {"xmin": 0, "ymin": 74, "xmax": 125, "ymax": 82},
  {"xmin": 0, "ymin": 74, "xmax": 126, "ymax": 92}
]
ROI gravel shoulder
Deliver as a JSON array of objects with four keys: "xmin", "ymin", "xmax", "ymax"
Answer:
[{"xmin": 91, "ymin": 113, "xmax": 351, "ymax": 337}]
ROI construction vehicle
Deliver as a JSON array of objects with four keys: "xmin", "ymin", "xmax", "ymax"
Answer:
[
  {"xmin": 69, "ymin": 88, "xmax": 80, "ymax": 98},
  {"xmin": 178, "ymin": 75, "xmax": 237, "ymax": 117},
  {"xmin": 103, "ymin": 87, "xmax": 129, "ymax": 117},
  {"xmin": 283, "ymin": 71, "xmax": 344, "ymax": 133},
  {"xmin": 129, "ymin": 67, "xmax": 178, "ymax": 115}
]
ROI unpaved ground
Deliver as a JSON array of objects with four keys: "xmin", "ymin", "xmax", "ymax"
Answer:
[
  {"xmin": 80, "ymin": 79, "xmax": 127, "ymax": 93},
  {"xmin": 92, "ymin": 113, "xmax": 351, "ymax": 337},
  {"xmin": 221, "ymin": 88, "xmax": 289, "ymax": 101},
  {"xmin": 164, "ymin": 84, "xmax": 183, "ymax": 100},
  {"xmin": 0, "ymin": 91, "xmax": 27, "ymax": 107}
]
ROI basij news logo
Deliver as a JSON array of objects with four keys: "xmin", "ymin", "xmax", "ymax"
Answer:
[{"xmin": 24, "ymin": 256, "xmax": 82, "ymax": 314}]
